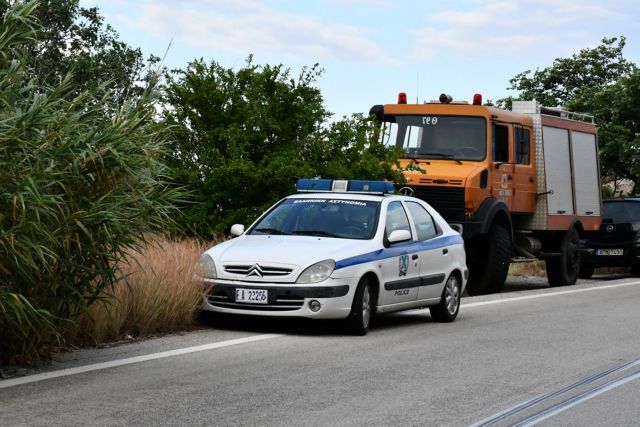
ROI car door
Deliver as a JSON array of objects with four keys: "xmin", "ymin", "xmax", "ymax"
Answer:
[
  {"xmin": 404, "ymin": 201, "xmax": 449, "ymax": 301},
  {"xmin": 377, "ymin": 201, "xmax": 421, "ymax": 306}
]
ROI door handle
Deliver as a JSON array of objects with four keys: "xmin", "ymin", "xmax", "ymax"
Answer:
[
  {"xmin": 412, "ymin": 254, "xmax": 419, "ymax": 260},
  {"xmin": 442, "ymin": 248, "xmax": 448, "ymax": 254}
]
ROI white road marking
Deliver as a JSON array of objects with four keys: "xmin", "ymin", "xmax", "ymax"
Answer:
[
  {"xmin": 0, "ymin": 333, "xmax": 282, "ymax": 389},
  {"xmin": 462, "ymin": 280, "xmax": 640, "ymax": 308}
]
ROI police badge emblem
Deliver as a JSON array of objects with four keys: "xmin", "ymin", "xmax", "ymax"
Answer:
[{"xmin": 399, "ymin": 254, "xmax": 409, "ymax": 276}]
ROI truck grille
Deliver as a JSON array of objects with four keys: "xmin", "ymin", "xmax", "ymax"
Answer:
[{"xmin": 403, "ymin": 185, "xmax": 465, "ymax": 222}]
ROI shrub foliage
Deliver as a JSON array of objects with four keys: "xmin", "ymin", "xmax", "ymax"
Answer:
[{"xmin": 163, "ymin": 57, "xmax": 404, "ymax": 236}]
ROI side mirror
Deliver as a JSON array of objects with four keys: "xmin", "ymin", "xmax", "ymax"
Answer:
[
  {"xmin": 388, "ymin": 229, "xmax": 411, "ymax": 244},
  {"xmin": 230, "ymin": 224, "xmax": 245, "ymax": 236}
]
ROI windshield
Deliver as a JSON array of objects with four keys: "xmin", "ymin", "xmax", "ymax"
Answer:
[
  {"xmin": 603, "ymin": 201, "xmax": 640, "ymax": 223},
  {"xmin": 379, "ymin": 115, "xmax": 487, "ymax": 161},
  {"xmin": 249, "ymin": 198, "xmax": 381, "ymax": 240}
]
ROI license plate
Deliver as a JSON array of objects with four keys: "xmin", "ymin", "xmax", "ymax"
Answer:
[
  {"xmin": 235, "ymin": 288, "xmax": 268, "ymax": 304},
  {"xmin": 596, "ymin": 249, "xmax": 624, "ymax": 256}
]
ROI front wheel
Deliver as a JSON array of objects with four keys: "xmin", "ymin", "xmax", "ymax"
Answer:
[
  {"xmin": 465, "ymin": 224, "xmax": 511, "ymax": 295},
  {"xmin": 345, "ymin": 278, "xmax": 373, "ymax": 335},
  {"xmin": 430, "ymin": 273, "xmax": 461, "ymax": 322},
  {"xmin": 546, "ymin": 228, "xmax": 581, "ymax": 286}
]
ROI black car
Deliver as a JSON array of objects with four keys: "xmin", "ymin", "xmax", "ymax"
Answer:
[{"xmin": 579, "ymin": 197, "xmax": 640, "ymax": 278}]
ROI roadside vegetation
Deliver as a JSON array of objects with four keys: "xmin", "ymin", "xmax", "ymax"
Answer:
[
  {"xmin": 65, "ymin": 237, "xmax": 212, "ymax": 347},
  {"xmin": 1, "ymin": 0, "xmax": 639, "ymax": 365}
]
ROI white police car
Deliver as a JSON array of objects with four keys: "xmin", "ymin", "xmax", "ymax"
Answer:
[{"xmin": 199, "ymin": 179, "xmax": 467, "ymax": 335}]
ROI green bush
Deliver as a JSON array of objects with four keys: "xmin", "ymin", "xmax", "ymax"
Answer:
[
  {"xmin": 163, "ymin": 57, "xmax": 403, "ymax": 237},
  {"xmin": 0, "ymin": 2, "xmax": 182, "ymax": 364}
]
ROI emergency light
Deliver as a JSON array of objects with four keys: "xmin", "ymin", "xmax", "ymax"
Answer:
[{"xmin": 296, "ymin": 178, "xmax": 394, "ymax": 194}]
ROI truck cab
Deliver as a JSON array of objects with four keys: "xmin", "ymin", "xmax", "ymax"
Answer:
[{"xmin": 371, "ymin": 94, "xmax": 602, "ymax": 295}]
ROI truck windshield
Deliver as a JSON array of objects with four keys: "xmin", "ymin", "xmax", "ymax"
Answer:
[{"xmin": 379, "ymin": 115, "xmax": 487, "ymax": 161}]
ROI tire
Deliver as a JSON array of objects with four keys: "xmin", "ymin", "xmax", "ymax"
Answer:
[
  {"xmin": 578, "ymin": 263, "xmax": 595, "ymax": 279},
  {"xmin": 345, "ymin": 277, "xmax": 373, "ymax": 335},
  {"xmin": 465, "ymin": 224, "xmax": 511, "ymax": 295},
  {"xmin": 630, "ymin": 264, "xmax": 640, "ymax": 277},
  {"xmin": 546, "ymin": 228, "xmax": 581, "ymax": 287},
  {"xmin": 430, "ymin": 273, "xmax": 461, "ymax": 322}
]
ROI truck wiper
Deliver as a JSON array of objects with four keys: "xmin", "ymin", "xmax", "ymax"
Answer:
[{"xmin": 420, "ymin": 152, "xmax": 462, "ymax": 165}]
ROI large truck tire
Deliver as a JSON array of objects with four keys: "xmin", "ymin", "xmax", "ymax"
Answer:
[
  {"xmin": 546, "ymin": 228, "xmax": 580, "ymax": 287},
  {"xmin": 465, "ymin": 224, "xmax": 511, "ymax": 295}
]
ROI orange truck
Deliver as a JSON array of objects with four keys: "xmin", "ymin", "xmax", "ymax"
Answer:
[{"xmin": 370, "ymin": 93, "xmax": 602, "ymax": 295}]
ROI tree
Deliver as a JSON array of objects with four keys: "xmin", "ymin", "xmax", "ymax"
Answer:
[
  {"xmin": 1, "ymin": 0, "xmax": 151, "ymax": 110},
  {"xmin": 505, "ymin": 37, "xmax": 639, "ymax": 191},
  {"xmin": 163, "ymin": 57, "xmax": 403, "ymax": 237},
  {"xmin": 0, "ymin": 1, "xmax": 183, "ymax": 364}
]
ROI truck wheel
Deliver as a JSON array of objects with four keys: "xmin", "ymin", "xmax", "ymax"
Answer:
[
  {"xmin": 345, "ymin": 277, "xmax": 373, "ymax": 335},
  {"xmin": 465, "ymin": 224, "xmax": 511, "ymax": 295},
  {"xmin": 546, "ymin": 228, "xmax": 580, "ymax": 286},
  {"xmin": 430, "ymin": 273, "xmax": 461, "ymax": 322}
]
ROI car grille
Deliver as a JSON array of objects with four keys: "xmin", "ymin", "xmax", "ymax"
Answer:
[
  {"xmin": 401, "ymin": 185, "xmax": 465, "ymax": 222},
  {"xmin": 223, "ymin": 264, "xmax": 293, "ymax": 277},
  {"xmin": 207, "ymin": 291, "xmax": 303, "ymax": 311}
]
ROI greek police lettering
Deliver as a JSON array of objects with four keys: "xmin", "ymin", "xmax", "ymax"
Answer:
[
  {"xmin": 394, "ymin": 289, "xmax": 409, "ymax": 296},
  {"xmin": 293, "ymin": 199, "xmax": 326, "ymax": 204},
  {"xmin": 327, "ymin": 199, "xmax": 367, "ymax": 206}
]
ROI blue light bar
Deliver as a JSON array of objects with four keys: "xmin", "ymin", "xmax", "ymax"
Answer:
[
  {"xmin": 295, "ymin": 178, "xmax": 333, "ymax": 192},
  {"xmin": 295, "ymin": 179, "xmax": 394, "ymax": 194},
  {"xmin": 348, "ymin": 180, "xmax": 395, "ymax": 194}
]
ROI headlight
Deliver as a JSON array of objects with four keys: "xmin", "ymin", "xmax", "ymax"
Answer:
[
  {"xmin": 296, "ymin": 259, "xmax": 335, "ymax": 284},
  {"xmin": 198, "ymin": 253, "xmax": 217, "ymax": 279}
]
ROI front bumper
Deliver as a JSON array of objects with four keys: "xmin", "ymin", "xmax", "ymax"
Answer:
[{"xmin": 200, "ymin": 279, "xmax": 355, "ymax": 319}]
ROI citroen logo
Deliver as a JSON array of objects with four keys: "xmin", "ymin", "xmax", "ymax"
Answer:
[
  {"xmin": 606, "ymin": 225, "xmax": 614, "ymax": 232},
  {"xmin": 246, "ymin": 264, "xmax": 263, "ymax": 277}
]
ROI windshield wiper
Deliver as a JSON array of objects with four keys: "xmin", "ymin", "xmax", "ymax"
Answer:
[
  {"xmin": 253, "ymin": 227, "xmax": 288, "ymax": 235},
  {"xmin": 292, "ymin": 230, "xmax": 342, "ymax": 238},
  {"xmin": 420, "ymin": 152, "xmax": 462, "ymax": 165}
]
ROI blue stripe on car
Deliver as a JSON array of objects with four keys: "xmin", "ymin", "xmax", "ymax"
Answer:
[{"xmin": 335, "ymin": 234, "xmax": 464, "ymax": 270}]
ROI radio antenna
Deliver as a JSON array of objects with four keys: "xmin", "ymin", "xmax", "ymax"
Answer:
[{"xmin": 416, "ymin": 72, "xmax": 419, "ymax": 103}]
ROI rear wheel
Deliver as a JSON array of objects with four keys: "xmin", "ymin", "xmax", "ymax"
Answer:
[
  {"xmin": 345, "ymin": 277, "xmax": 373, "ymax": 335},
  {"xmin": 465, "ymin": 224, "xmax": 511, "ymax": 295},
  {"xmin": 430, "ymin": 273, "xmax": 461, "ymax": 322},
  {"xmin": 546, "ymin": 228, "xmax": 581, "ymax": 286}
]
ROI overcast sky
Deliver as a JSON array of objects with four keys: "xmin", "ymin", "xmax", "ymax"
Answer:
[{"xmin": 80, "ymin": 0, "xmax": 640, "ymax": 119}]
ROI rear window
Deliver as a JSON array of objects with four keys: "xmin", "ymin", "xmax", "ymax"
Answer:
[{"xmin": 602, "ymin": 201, "xmax": 640, "ymax": 222}]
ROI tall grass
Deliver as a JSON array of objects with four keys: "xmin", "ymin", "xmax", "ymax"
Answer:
[
  {"xmin": 66, "ymin": 237, "xmax": 216, "ymax": 347},
  {"xmin": 1, "ymin": 2, "xmax": 184, "ymax": 364}
]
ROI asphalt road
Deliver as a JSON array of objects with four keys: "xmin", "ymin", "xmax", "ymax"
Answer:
[{"xmin": 2, "ymin": 274, "xmax": 640, "ymax": 426}]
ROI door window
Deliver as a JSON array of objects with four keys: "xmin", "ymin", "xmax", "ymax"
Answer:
[
  {"xmin": 385, "ymin": 201, "xmax": 412, "ymax": 241},
  {"xmin": 405, "ymin": 202, "xmax": 438, "ymax": 240}
]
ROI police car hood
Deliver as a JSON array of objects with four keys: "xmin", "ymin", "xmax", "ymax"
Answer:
[{"xmin": 206, "ymin": 234, "xmax": 375, "ymax": 278}]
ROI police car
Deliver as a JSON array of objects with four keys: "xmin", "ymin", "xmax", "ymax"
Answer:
[{"xmin": 199, "ymin": 179, "xmax": 468, "ymax": 335}]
